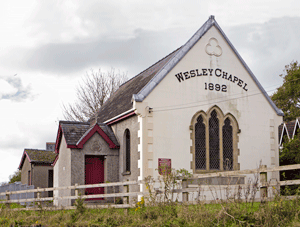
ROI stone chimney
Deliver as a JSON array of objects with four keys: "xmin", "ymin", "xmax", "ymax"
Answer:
[{"xmin": 46, "ymin": 142, "xmax": 55, "ymax": 151}]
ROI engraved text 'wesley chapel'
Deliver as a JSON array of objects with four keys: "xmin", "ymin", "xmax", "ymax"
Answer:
[{"xmin": 175, "ymin": 68, "xmax": 248, "ymax": 91}]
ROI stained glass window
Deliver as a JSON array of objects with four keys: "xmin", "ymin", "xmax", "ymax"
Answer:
[
  {"xmin": 125, "ymin": 129, "xmax": 130, "ymax": 172},
  {"xmin": 195, "ymin": 115, "xmax": 206, "ymax": 170},
  {"xmin": 209, "ymin": 110, "xmax": 220, "ymax": 170},
  {"xmin": 223, "ymin": 118, "xmax": 233, "ymax": 170}
]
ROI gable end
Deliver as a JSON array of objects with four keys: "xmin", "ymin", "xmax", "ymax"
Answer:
[{"xmin": 132, "ymin": 15, "xmax": 284, "ymax": 117}]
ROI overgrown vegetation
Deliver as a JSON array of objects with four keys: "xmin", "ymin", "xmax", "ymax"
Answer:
[
  {"xmin": 271, "ymin": 61, "xmax": 300, "ymax": 121},
  {"xmin": 1, "ymin": 166, "xmax": 300, "ymax": 226},
  {"xmin": 8, "ymin": 170, "xmax": 21, "ymax": 184},
  {"xmin": 1, "ymin": 197, "xmax": 300, "ymax": 226}
]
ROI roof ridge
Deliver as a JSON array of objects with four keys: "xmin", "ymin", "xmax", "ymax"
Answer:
[
  {"xmin": 25, "ymin": 149, "xmax": 47, "ymax": 151},
  {"xmin": 59, "ymin": 121, "xmax": 89, "ymax": 125}
]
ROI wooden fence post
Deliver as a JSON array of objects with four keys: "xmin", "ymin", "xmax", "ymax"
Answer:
[
  {"xmin": 5, "ymin": 190, "xmax": 10, "ymax": 208},
  {"xmin": 123, "ymin": 182, "xmax": 129, "ymax": 205},
  {"xmin": 123, "ymin": 181, "xmax": 129, "ymax": 215},
  {"xmin": 37, "ymin": 187, "xmax": 41, "ymax": 207},
  {"xmin": 260, "ymin": 165, "xmax": 268, "ymax": 199},
  {"xmin": 75, "ymin": 183, "xmax": 79, "ymax": 197},
  {"xmin": 182, "ymin": 180, "xmax": 188, "ymax": 202}
]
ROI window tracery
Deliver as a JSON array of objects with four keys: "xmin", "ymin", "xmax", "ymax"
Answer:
[{"xmin": 191, "ymin": 106, "xmax": 239, "ymax": 172}]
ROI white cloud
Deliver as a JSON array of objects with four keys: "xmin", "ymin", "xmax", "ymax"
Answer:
[
  {"xmin": 0, "ymin": 79, "xmax": 17, "ymax": 98},
  {"xmin": 0, "ymin": 76, "xmax": 32, "ymax": 101}
]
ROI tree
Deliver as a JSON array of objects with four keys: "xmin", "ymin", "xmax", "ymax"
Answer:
[
  {"xmin": 8, "ymin": 170, "xmax": 21, "ymax": 184},
  {"xmin": 271, "ymin": 61, "xmax": 300, "ymax": 121},
  {"xmin": 63, "ymin": 68, "xmax": 128, "ymax": 122}
]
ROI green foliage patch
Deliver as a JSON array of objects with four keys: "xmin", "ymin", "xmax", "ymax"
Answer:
[
  {"xmin": 1, "ymin": 198, "xmax": 300, "ymax": 226},
  {"xmin": 271, "ymin": 61, "xmax": 300, "ymax": 121}
]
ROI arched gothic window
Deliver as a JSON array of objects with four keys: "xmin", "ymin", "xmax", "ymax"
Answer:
[
  {"xmin": 223, "ymin": 118, "xmax": 233, "ymax": 170},
  {"xmin": 191, "ymin": 106, "xmax": 239, "ymax": 172},
  {"xmin": 125, "ymin": 129, "xmax": 131, "ymax": 172},
  {"xmin": 209, "ymin": 110, "xmax": 220, "ymax": 170},
  {"xmin": 195, "ymin": 115, "xmax": 206, "ymax": 170}
]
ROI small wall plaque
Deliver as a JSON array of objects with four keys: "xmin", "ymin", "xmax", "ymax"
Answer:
[{"xmin": 158, "ymin": 158, "xmax": 171, "ymax": 175}]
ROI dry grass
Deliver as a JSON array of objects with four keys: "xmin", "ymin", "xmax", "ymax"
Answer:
[
  {"xmin": 2, "ymin": 167, "xmax": 300, "ymax": 226},
  {"xmin": 1, "ymin": 195, "xmax": 300, "ymax": 226}
]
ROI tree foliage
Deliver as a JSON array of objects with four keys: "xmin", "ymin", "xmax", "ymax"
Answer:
[
  {"xmin": 271, "ymin": 61, "xmax": 300, "ymax": 121},
  {"xmin": 63, "ymin": 68, "xmax": 127, "ymax": 122},
  {"xmin": 8, "ymin": 170, "xmax": 21, "ymax": 184}
]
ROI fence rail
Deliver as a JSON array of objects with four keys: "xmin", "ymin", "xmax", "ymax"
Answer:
[{"xmin": 1, "ymin": 164, "xmax": 300, "ymax": 210}]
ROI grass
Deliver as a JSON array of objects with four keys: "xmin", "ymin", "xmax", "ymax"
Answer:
[
  {"xmin": 1, "ymin": 167, "xmax": 299, "ymax": 226},
  {"xmin": 1, "ymin": 196, "xmax": 300, "ymax": 226}
]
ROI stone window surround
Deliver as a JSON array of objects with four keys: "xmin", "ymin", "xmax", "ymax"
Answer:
[{"xmin": 190, "ymin": 105, "xmax": 240, "ymax": 173}]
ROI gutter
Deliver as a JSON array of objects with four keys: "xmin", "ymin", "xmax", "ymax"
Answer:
[{"xmin": 104, "ymin": 108, "xmax": 135, "ymax": 125}]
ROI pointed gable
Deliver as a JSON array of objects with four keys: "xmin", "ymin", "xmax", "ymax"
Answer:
[
  {"xmin": 279, "ymin": 122, "xmax": 290, "ymax": 145},
  {"xmin": 132, "ymin": 15, "xmax": 283, "ymax": 117},
  {"xmin": 55, "ymin": 121, "xmax": 119, "ymax": 152},
  {"xmin": 286, "ymin": 120, "xmax": 296, "ymax": 139},
  {"xmin": 293, "ymin": 118, "xmax": 300, "ymax": 138}
]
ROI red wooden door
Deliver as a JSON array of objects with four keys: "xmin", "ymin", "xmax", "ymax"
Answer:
[{"xmin": 85, "ymin": 156, "xmax": 104, "ymax": 200}]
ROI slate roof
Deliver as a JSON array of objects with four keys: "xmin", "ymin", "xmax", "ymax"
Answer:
[
  {"xmin": 95, "ymin": 48, "xmax": 181, "ymax": 123},
  {"xmin": 59, "ymin": 121, "xmax": 119, "ymax": 146},
  {"xmin": 60, "ymin": 121, "xmax": 90, "ymax": 145},
  {"xmin": 93, "ymin": 15, "xmax": 283, "ymax": 124}
]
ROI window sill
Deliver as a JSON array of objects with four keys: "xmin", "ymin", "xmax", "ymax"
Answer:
[
  {"xmin": 194, "ymin": 169, "xmax": 235, "ymax": 174},
  {"xmin": 122, "ymin": 171, "xmax": 131, "ymax": 176}
]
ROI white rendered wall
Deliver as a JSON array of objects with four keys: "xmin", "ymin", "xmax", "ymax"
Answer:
[
  {"xmin": 53, "ymin": 134, "xmax": 72, "ymax": 206},
  {"xmin": 135, "ymin": 25, "xmax": 283, "ymax": 183}
]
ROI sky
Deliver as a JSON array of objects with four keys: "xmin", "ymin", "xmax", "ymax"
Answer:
[{"xmin": 1, "ymin": 0, "xmax": 300, "ymax": 183}]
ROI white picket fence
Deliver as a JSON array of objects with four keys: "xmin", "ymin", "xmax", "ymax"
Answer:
[{"xmin": 1, "ymin": 163, "xmax": 300, "ymax": 210}]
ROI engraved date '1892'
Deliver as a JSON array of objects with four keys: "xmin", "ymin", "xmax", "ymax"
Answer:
[{"xmin": 204, "ymin": 83, "xmax": 227, "ymax": 92}]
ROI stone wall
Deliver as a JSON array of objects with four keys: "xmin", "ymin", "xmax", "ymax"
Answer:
[
  {"xmin": 53, "ymin": 134, "xmax": 72, "ymax": 206},
  {"xmin": 32, "ymin": 165, "xmax": 53, "ymax": 197},
  {"xmin": 111, "ymin": 115, "xmax": 140, "ymax": 203},
  {"xmin": 21, "ymin": 158, "xmax": 31, "ymax": 185}
]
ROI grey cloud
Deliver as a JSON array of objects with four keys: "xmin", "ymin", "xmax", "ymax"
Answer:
[
  {"xmin": 2, "ymin": 27, "xmax": 190, "ymax": 77},
  {"xmin": 0, "ymin": 76, "xmax": 32, "ymax": 101},
  {"xmin": 3, "ymin": 16, "xmax": 300, "ymax": 86},
  {"xmin": 225, "ymin": 16, "xmax": 300, "ymax": 88},
  {"xmin": 0, "ymin": 136, "xmax": 28, "ymax": 155},
  {"xmin": 0, "ymin": 129, "xmax": 56, "ymax": 154}
]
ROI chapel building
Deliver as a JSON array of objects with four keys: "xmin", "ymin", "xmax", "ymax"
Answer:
[{"xmin": 53, "ymin": 16, "xmax": 283, "ymax": 206}]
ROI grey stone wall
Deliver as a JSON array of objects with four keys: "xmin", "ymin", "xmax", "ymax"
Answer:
[
  {"xmin": 32, "ymin": 165, "xmax": 53, "ymax": 197},
  {"xmin": 54, "ymin": 134, "xmax": 72, "ymax": 206},
  {"xmin": 111, "ymin": 115, "xmax": 139, "ymax": 203},
  {"xmin": 71, "ymin": 133, "xmax": 119, "ymax": 202},
  {"xmin": 21, "ymin": 158, "xmax": 31, "ymax": 185},
  {"xmin": 21, "ymin": 157, "xmax": 53, "ymax": 195}
]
